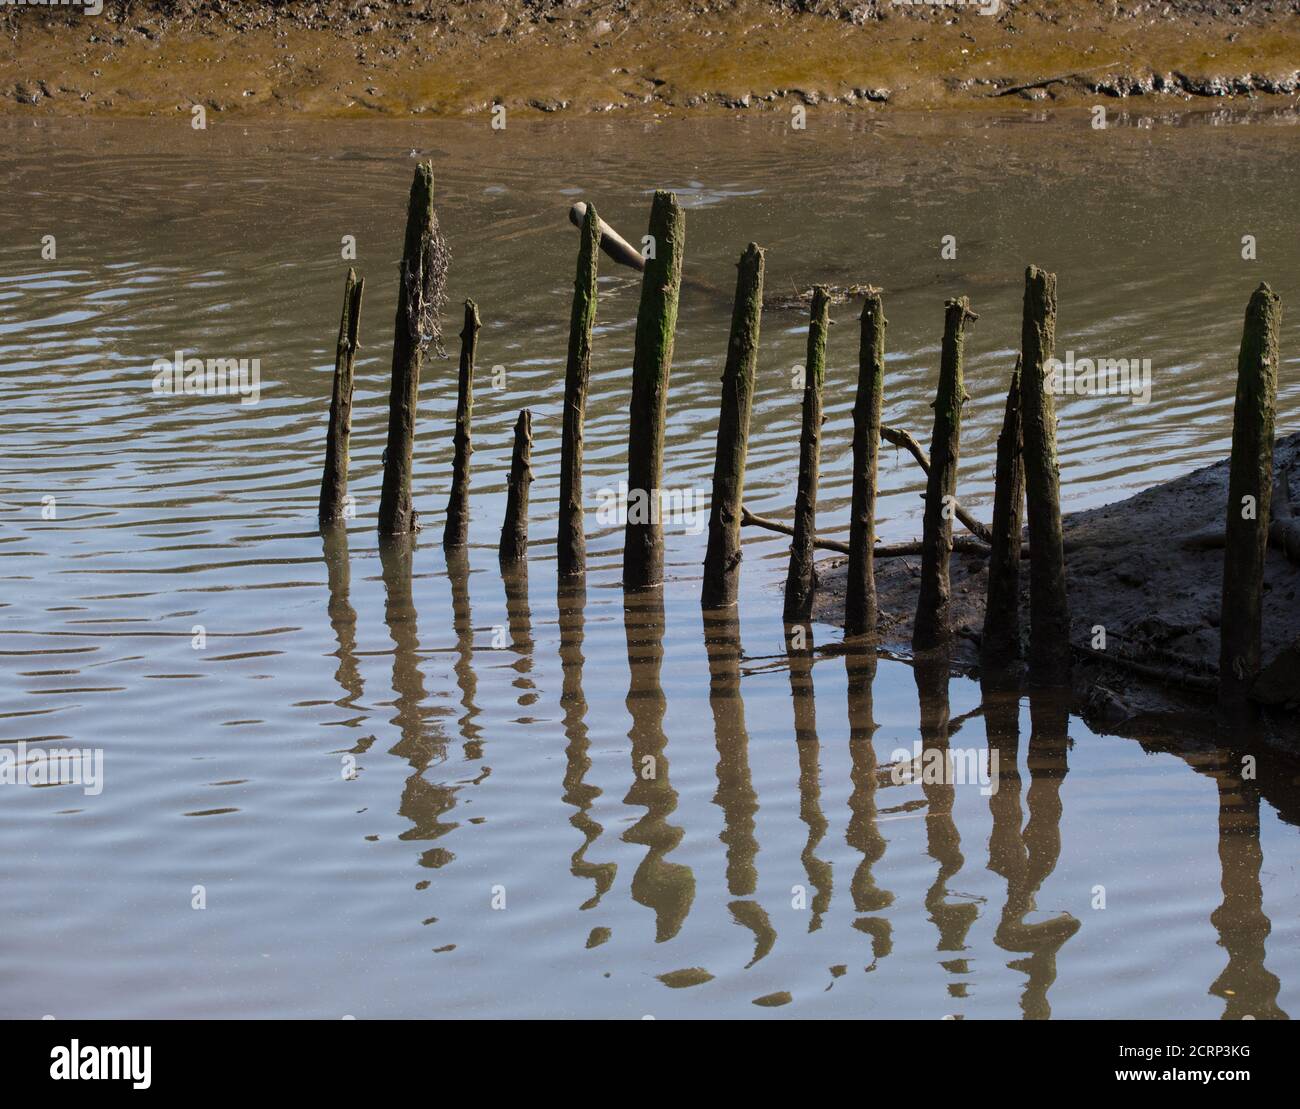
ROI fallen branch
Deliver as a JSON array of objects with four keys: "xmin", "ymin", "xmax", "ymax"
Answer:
[
  {"xmin": 741, "ymin": 506, "xmax": 994, "ymax": 558},
  {"xmin": 880, "ymin": 424, "xmax": 993, "ymax": 543},
  {"xmin": 988, "ymin": 61, "xmax": 1122, "ymax": 99}
]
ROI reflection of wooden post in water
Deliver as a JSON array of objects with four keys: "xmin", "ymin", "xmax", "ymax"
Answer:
[
  {"xmin": 1219, "ymin": 283, "xmax": 1282, "ymax": 709},
  {"xmin": 1019, "ymin": 266, "xmax": 1071, "ymax": 686},
  {"xmin": 845, "ymin": 645, "xmax": 893, "ymax": 964},
  {"xmin": 1005, "ymin": 691, "xmax": 1081, "ymax": 1019},
  {"xmin": 1209, "ymin": 754, "xmax": 1284, "ymax": 1019},
  {"xmin": 913, "ymin": 297, "xmax": 977, "ymax": 652},
  {"xmin": 623, "ymin": 192, "xmax": 685, "ymax": 590},
  {"xmin": 443, "ymin": 300, "xmax": 481, "ymax": 550},
  {"xmin": 557, "ymin": 203, "xmax": 600, "ymax": 579},
  {"xmin": 704, "ymin": 607, "xmax": 775, "ymax": 966},
  {"xmin": 845, "ymin": 289, "xmax": 886, "ymax": 639},
  {"xmin": 320, "ymin": 525, "xmax": 364, "ymax": 714},
  {"xmin": 499, "ymin": 410, "xmax": 532, "ymax": 563},
  {"xmin": 445, "ymin": 548, "xmax": 482, "ymax": 761},
  {"xmin": 787, "ymin": 622, "xmax": 832, "ymax": 932},
  {"xmin": 913, "ymin": 650, "xmax": 978, "ymax": 995},
  {"xmin": 379, "ymin": 535, "xmax": 458, "ymax": 870},
  {"xmin": 701, "ymin": 243, "xmax": 765, "ymax": 609},
  {"xmin": 378, "ymin": 164, "xmax": 436, "ymax": 537},
  {"xmin": 783, "ymin": 287, "xmax": 830, "ymax": 623},
  {"xmin": 559, "ymin": 580, "xmax": 617, "ymax": 912},
  {"xmin": 983, "ymin": 681, "xmax": 1079, "ymax": 1019},
  {"xmin": 501, "ymin": 557, "xmax": 536, "ymax": 709},
  {"xmin": 981, "ymin": 357, "xmax": 1025, "ymax": 677},
  {"xmin": 318, "ymin": 268, "xmax": 364, "ymax": 526},
  {"xmin": 621, "ymin": 586, "xmax": 695, "ymax": 941}
]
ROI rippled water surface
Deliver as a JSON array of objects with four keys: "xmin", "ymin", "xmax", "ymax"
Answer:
[{"xmin": 2, "ymin": 112, "xmax": 1299, "ymax": 1018}]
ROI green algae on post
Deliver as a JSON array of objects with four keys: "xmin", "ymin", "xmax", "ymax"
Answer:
[
  {"xmin": 443, "ymin": 299, "xmax": 481, "ymax": 550},
  {"xmin": 623, "ymin": 190, "xmax": 685, "ymax": 590},
  {"xmin": 783, "ymin": 286, "xmax": 831, "ymax": 624},
  {"xmin": 378, "ymin": 163, "xmax": 440, "ymax": 536},
  {"xmin": 1220, "ymin": 283, "xmax": 1283, "ymax": 708},
  {"xmin": 318, "ymin": 267, "xmax": 363, "ymax": 527},
  {"xmin": 702, "ymin": 242, "xmax": 765, "ymax": 609},
  {"xmin": 913, "ymin": 295, "xmax": 977, "ymax": 653},
  {"xmin": 981, "ymin": 356, "xmax": 1025, "ymax": 678},
  {"xmin": 557, "ymin": 203, "xmax": 600, "ymax": 578},
  {"xmin": 845, "ymin": 288, "xmax": 886, "ymax": 639},
  {"xmin": 499, "ymin": 409, "xmax": 533, "ymax": 563},
  {"xmin": 1019, "ymin": 266, "xmax": 1071, "ymax": 688}
]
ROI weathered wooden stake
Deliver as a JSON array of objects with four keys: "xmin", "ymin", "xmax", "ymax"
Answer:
[
  {"xmin": 981, "ymin": 356, "xmax": 1025, "ymax": 675},
  {"xmin": 319, "ymin": 267, "xmax": 364, "ymax": 525},
  {"xmin": 845, "ymin": 288, "xmax": 886, "ymax": 638},
  {"xmin": 783, "ymin": 286, "xmax": 831, "ymax": 623},
  {"xmin": 500, "ymin": 410, "xmax": 533, "ymax": 563},
  {"xmin": 913, "ymin": 296, "xmax": 977, "ymax": 651},
  {"xmin": 443, "ymin": 299, "xmax": 481, "ymax": 548},
  {"xmin": 702, "ymin": 242, "xmax": 765, "ymax": 608},
  {"xmin": 557, "ymin": 203, "xmax": 600, "ymax": 578},
  {"xmin": 378, "ymin": 163, "xmax": 436, "ymax": 536},
  {"xmin": 623, "ymin": 190, "xmax": 685, "ymax": 590},
  {"xmin": 1219, "ymin": 282, "xmax": 1282, "ymax": 708},
  {"xmin": 1019, "ymin": 265, "xmax": 1072, "ymax": 686}
]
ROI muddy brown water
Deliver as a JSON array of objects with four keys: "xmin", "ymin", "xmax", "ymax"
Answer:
[{"xmin": 2, "ymin": 111, "xmax": 1299, "ymax": 1018}]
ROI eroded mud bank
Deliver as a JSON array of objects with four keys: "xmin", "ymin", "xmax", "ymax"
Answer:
[
  {"xmin": 813, "ymin": 431, "xmax": 1300, "ymax": 745},
  {"xmin": 2, "ymin": 1, "xmax": 1299, "ymax": 120}
]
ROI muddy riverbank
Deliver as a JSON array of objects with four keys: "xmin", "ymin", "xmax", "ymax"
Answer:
[
  {"xmin": 813, "ymin": 430, "xmax": 1300, "ymax": 746},
  {"xmin": 3, "ymin": 1, "xmax": 1299, "ymax": 120}
]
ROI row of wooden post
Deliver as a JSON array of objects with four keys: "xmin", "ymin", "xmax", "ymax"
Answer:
[{"xmin": 319, "ymin": 164, "xmax": 1284, "ymax": 709}]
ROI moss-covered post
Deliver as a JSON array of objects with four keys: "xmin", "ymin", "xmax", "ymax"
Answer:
[
  {"xmin": 442, "ymin": 299, "xmax": 481, "ymax": 548},
  {"xmin": 981, "ymin": 356, "xmax": 1025, "ymax": 676},
  {"xmin": 499, "ymin": 409, "xmax": 533, "ymax": 563},
  {"xmin": 557, "ymin": 203, "xmax": 601, "ymax": 578},
  {"xmin": 1220, "ymin": 283, "xmax": 1283, "ymax": 708},
  {"xmin": 1019, "ymin": 266, "xmax": 1071, "ymax": 687},
  {"xmin": 319, "ymin": 267, "xmax": 364, "ymax": 526},
  {"xmin": 702, "ymin": 242, "xmax": 765, "ymax": 608},
  {"xmin": 913, "ymin": 296, "xmax": 977, "ymax": 651},
  {"xmin": 845, "ymin": 288, "xmax": 886, "ymax": 638},
  {"xmin": 623, "ymin": 190, "xmax": 685, "ymax": 590},
  {"xmin": 783, "ymin": 287, "xmax": 831, "ymax": 623},
  {"xmin": 378, "ymin": 163, "xmax": 437, "ymax": 536}
]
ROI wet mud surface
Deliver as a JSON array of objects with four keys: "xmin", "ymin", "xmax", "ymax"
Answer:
[
  {"xmin": 814, "ymin": 431, "xmax": 1300, "ymax": 748},
  {"xmin": 3, "ymin": 1, "xmax": 1299, "ymax": 120}
]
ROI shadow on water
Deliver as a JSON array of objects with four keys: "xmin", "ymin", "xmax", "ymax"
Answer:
[
  {"xmin": 845, "ymin": 644, "xmax": 893, "ymax": 968},
  {"xmin": 787, "ymin": 622, "xmax": 832, "ymax": 934},
  {"xmin": 559, "ymin": 579, "xmax": 618, "ymax": 913},
  {"xmin": 622, "ymin": 587, "xmax": 696, "ymax": 943},
  {"xmin": 914, "ymin": 649, "xmax": 980, "ymax": 1001},
  {"xmin": 704, "ymin": 607, "xmax": 775, "ymax": 967},
  {"xmin": 316, "ymin": 537, "xmax": 1295, "ymax": 1018},
  {"xmin": 446, "ymin": 547, "xmax": 485, "ymax": 765},
  {"xmin": 379, "ymin": 534, "xmax": 459, "ymax": 871}
]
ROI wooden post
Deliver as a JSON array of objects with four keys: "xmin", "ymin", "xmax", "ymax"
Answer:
[
  {"xmin": 443, "ymin": 299, "xmax": 481, "ymax": 548},
  {"xmin": 1220, "ymin": 282, "xmax": 1283, "ymax": 707},
  {"xmin": 1019, "ymin": 265, "xmax": 1071, "ymax": 686},
  {"xmin": 783, "ymin": 287, "xmax": 831, "ymax": 623},
  {"xmin": 702, "ymin": 242, "xmax": 765, "ymax": 608},
  {"xmin": 845, "ymin": 288, "xmax": 886, "ymax": 638},
  {"xmin": 913, "ymin": 296, "xmax": 977, "ymax": 651},
  {"xmin": 319, "ymin": 268, "xmax": 364, "ymax": 526},
  {"xmin": 623, "ymin": 190, "xmax": 685, "ymax": 590},
  {"xmin": 981, "ymin": 356, "xmax": 1025, "ymax": 676},
  {"xmin": 378, "ymin": 163, "xmax": 437, "ymax": 536},
  {"xmin": 557, "ymin": 203, "xmax": 600, "ymax": 578},
  {"xmin": 499, "ymin": 410, "xmax": 533, "ymax": 563}
]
